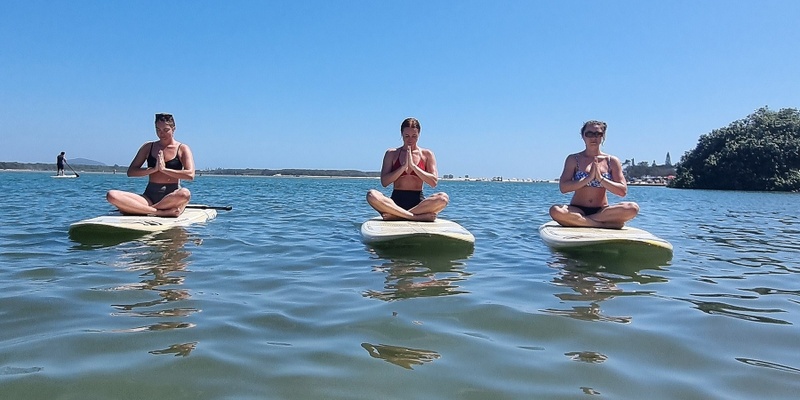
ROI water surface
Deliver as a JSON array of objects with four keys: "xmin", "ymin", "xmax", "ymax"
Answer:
[{"xmin": 1, "ymin": 171, "xmax": 799, "ymax": 399}]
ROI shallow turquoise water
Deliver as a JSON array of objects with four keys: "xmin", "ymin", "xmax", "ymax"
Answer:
[{"xmin": 1, "ymin": 171, "xmax": 799, "ymax": 399}]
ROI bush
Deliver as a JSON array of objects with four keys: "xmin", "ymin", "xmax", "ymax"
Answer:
[{"xmin": 669, "ymin": 107, "xmax": 800, "ymax": 191}]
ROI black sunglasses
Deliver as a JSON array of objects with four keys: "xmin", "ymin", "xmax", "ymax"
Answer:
[{"xmin": 583, "ymin": 130, "xmax": 604, "ymax": 138}]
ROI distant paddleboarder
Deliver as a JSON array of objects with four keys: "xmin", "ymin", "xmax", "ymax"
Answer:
[
  {"xmin": 56, "ymin": 152, "xmax": 66, "ymax": 176},
  {"xmin": 106, "ymin": 113, "xmax": 195, "ymax": 217}
]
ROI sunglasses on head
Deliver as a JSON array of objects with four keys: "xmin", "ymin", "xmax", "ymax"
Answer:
[
  {"xmin": 583, "ymin": 130, "xmax": 604, "ymax": 138},
  {"xmin": 155, "ymin": 113, "xmax": 174, "ymax": 121}
]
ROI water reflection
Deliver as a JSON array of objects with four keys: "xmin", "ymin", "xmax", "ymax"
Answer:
[
  {"xmin": 678, "ymin": 297, "xmax": 790, "ymax": 325},
  {"xmin": 565, "ymin": 350, "xmax": 608, "ymax": 364},
  {"xmin": 107, "ymin": 228, "xmax": 201, "ymax": 356},
  {"xmin": 149, "ymin": 342, "xmax": 198, "ymax": 357},
  {"xmin": 363, "ymin": 244, "xmax": 473, "ymax": 301},
  {"xmin": 0, "ymin": 366, "xmax": 43, "ymax": 376},
  {"xmin": 361, "ymin": 342, "xmax": 441, "ymax": 370},
  {"xmin": 543, "ymin": 248, "xmax": 670, "ymax": 323},
  {"xmin": 735, "ymin": 357, "xmax": 800, "ymax": 375},
  {"xmin": 70, "ymin": 229, "xmax": 153, "ymax": 249}
]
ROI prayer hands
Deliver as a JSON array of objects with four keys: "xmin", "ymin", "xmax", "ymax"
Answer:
[
  {"xmin": 156, "ymin": 150, "xmax": 166, "ymax": 172},
  {"xmin": 590, "ymin": 156, "xmax": 608, "ymax": 181},
  {"xmin": 405, "ymin": 147, "xmax": 414, "ymax": 174}
]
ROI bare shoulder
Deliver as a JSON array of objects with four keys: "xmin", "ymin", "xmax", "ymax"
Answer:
[
  {"xmin": 565, "ymin": 152, "xmax": 580, "ymax": 164},
  {"xmin": 136, "ymin": 141, "xmax": 153, "ymax": 155},
  {"xmin": 420, "ymin": 147, "xmax": 436, "ymax": 157},
  {"xmin": 382, "ymin": 147, "xmax": 399, "ymax": 162},
  {"xmin": 179, "ymin": 142, "xmax": 194, "ymax": 156}
]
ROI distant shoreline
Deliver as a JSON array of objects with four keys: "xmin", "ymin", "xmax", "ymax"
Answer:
[
  {"xmin": 0, "ymin": 162, "xmax": 545, "ymax": 181},
  {"xmin": 0, "ymin": 169, "xmax": 553, "ymax": 183}
]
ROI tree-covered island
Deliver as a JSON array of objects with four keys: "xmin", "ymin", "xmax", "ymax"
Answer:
[{"xmin": 669, "ymin": 107, "xmax": 800, "ymax": 191}]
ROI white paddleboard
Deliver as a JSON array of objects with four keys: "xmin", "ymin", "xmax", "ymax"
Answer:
[
  {"xmin": 51, "ymin": 175, "xmax": 78, "ymax": 178},
  {"xmin": 361, "ymin": 217, "xmax": 475, "ymax": 244},
  {"xmin": 69, "ymin": 207, "xmax": 217, "ymax": 236},
  {"xmin": 538, "ymin": 221, "xmax": 672, "ymax": 251}
]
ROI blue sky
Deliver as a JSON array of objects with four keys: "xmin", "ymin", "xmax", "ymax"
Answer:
[{"xmin": 2, "ymin": 0, "xmax": 798, "ymax": 179}]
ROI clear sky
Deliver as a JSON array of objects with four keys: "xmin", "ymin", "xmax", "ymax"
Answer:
[{"xmin": 2, "ymin": 0, "xmax": 798, "ymax": 179}]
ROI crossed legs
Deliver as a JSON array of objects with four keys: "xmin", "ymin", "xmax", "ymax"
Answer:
[
  {"xmin": 106, "ymin": 188, "xmax": 191, "ymax": 217},
  {"xmin": 549, "ymin": 202, "xmax": 639, "ymax": 229},
  {"xmin": 366, "ymin": 189, "xmax": 449, "ymax": 221}
]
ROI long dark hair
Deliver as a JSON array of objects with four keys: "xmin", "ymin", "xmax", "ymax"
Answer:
[{"xmin": 401, "ymin": 117, "xmax": 421, "ymax": 133}]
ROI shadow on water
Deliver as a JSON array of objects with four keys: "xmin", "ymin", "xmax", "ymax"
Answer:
[
  {"xmin": 553, "ymin": 242, "xmax": 674, "ymax": 271},
  {"xmin": 363, "ymin": 239, "xmax": 474, "ymax": 301},
  {"xmin": 361, "ymin": 342, "xmax": 441, "ymax": 370},
  {"xmin": 69, "ymin": 228, "xmax": 151, "ymax": 249},
  {"xmin": 99, "ymin": 228, "xmax": 202, "ymax": 356},
  {"xmin": 542, "ymin": 245, "xmax": 672, "ymax": 323},
  {"xmin": 676, "ymin": 296, "xmax": 792, "ymax": 325}
]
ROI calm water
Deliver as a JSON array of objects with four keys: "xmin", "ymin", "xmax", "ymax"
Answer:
[{"xmin": 1, "ymin": 171, "xmax": 799, "ymax": 399}]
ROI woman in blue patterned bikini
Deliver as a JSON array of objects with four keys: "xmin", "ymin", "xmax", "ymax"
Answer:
[
  {"xmin": 549, "ymin": 120, "xmax": 639, "ymax": 228},
  {"xmin": 366, "ymin": 117, "xmax": 449, "ymax": 221},
  {"xmin": 106, "ymin": 113, "xmax": 195, "ymax": 217}
]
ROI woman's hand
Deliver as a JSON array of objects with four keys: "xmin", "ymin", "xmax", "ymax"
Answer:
[
  {"xmin": 405, "ymin": 147, "xmax": 414, "ymax": 173},
  {"xmin": 589, "ymin": 158, "xmax": 600, "ymax": 181},
  {"xmin": 155, "ymin": 150, "xmax": 166, "ymax": 172},
  {"xmin": 592, "ymin": 156, "xmax": 609, "ymax": 181}
]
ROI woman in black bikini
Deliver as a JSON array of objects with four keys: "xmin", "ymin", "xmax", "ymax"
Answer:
[
  {"xmin": 549, "ymin": 120, "xmax": 639, "ymax": 228},
  {"xmin": 366, "ymin": 117, "xmax": 449, "ymax": 221},
  {"xmin": 106, "ymin": 113, "xmax": 195, "ymax": 217}
]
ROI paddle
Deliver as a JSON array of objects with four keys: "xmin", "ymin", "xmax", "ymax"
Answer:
[
  {"xmin": 64, "ymin": 161, "xmax": 80, "ymax": 177},
  {"xmin": 185, "ymin": 205, "xmax": 233, "ymax": 211}
]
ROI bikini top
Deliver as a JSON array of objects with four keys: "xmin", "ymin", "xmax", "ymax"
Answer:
[
  {"xmin": 392, "ymin": 153, "xmax": 426, "ymax": 177},
  {"xmin": 573, "ymin": 155, "xmax": 611, "ymax": 188},
  {"xmin": 147, "ymin": 142, "xmax": 184, "ymax": 170}
]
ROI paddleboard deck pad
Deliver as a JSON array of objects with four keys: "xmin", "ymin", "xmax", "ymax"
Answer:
[
  {"xmin": 361, "ymin": 217, "xmax": 475, "ymax": 245},
  {"xmin": 538, "ymin": 221, "xmax": 672, "ymax": 252},
  {"xmin": 69, "ymin": 207, "xmax": 217, "ymax": 238}
]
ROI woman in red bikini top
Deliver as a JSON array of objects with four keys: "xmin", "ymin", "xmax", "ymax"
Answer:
[{"xmin": 366, "ymin": 117, "xmax": 450, "ymax": 222}]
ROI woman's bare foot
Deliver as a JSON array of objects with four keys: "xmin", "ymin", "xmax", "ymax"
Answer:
[
  {"xmin": 381, "ymin": 213, "xmax": 404, "ymax": 221},
  {"xmin": 380, "ymin": 212, "xmax": 436, "ymax": 222},
  {"xmin": 154, "ymin": 208, "xmax": 183, "ymax": 218},
  {"xmin": 409, "ymin": 212, "xmax": 437, "ymax": 222}
]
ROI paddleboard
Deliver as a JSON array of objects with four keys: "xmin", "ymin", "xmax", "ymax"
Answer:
[
  {"xmin": 69, "ymin": 207, "xmax": 217, "ymax": 236},
  {"xmin": 538, "ymin": 221, "xmax": 672, "ymax": 251},
  {"xmin": 51, "ymin": 175, "xmax": 78, "ymax": 178},
  {"xmin": 361, "ymin": 217, "xmax": 475, "ymax": 244}
]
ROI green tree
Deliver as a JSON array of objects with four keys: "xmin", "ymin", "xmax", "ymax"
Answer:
[{"xmin": 670, "ymin": 107, "xmax": 800, "ymax": 191}]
